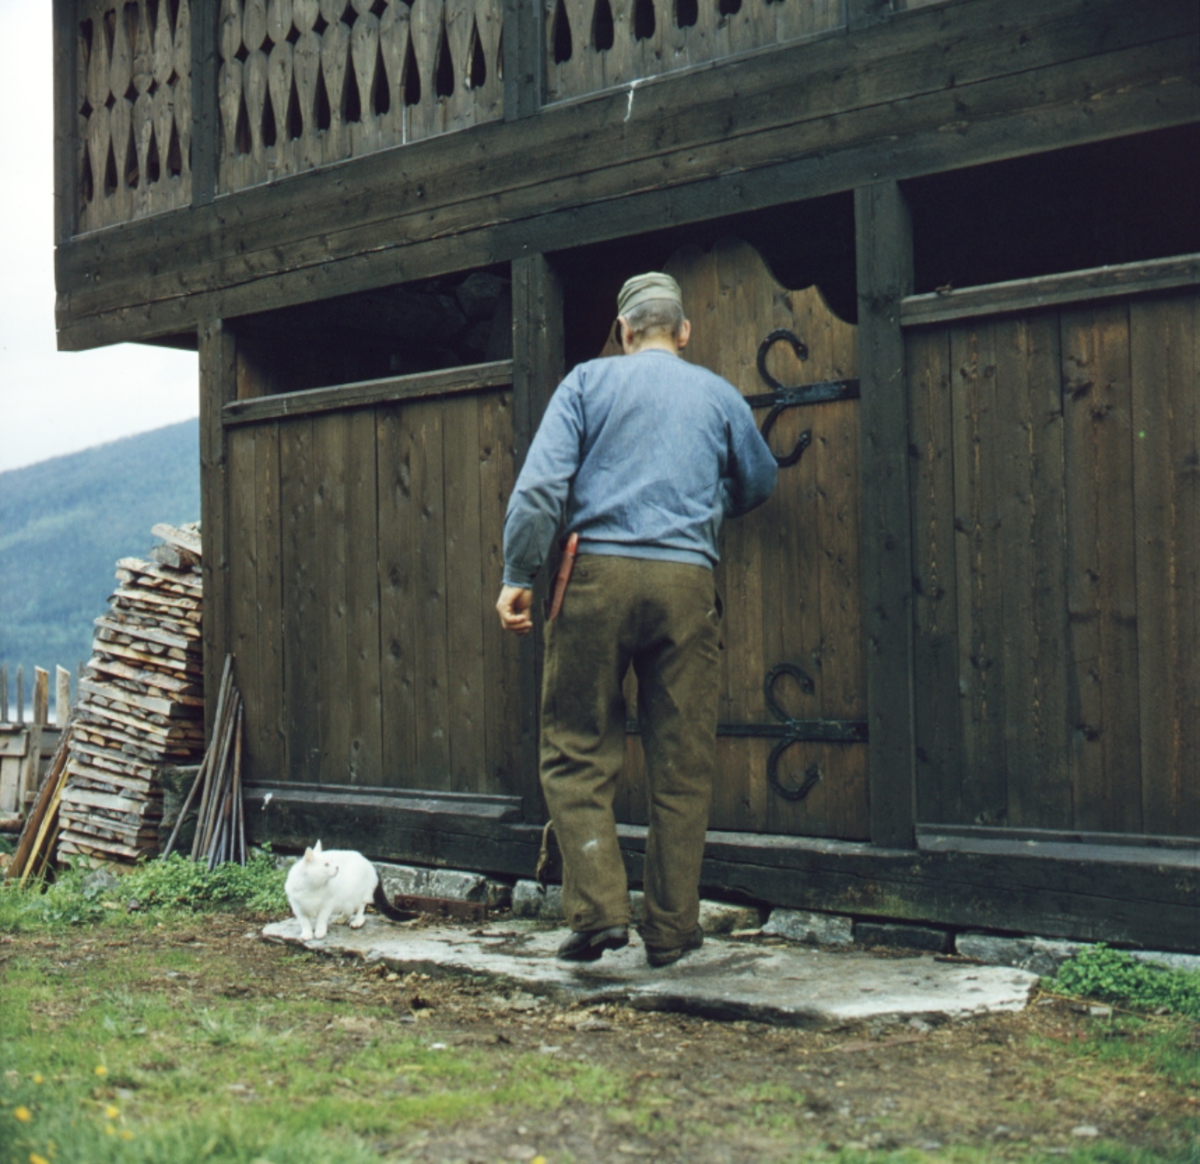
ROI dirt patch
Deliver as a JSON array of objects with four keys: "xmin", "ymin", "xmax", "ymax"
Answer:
[{"xmin": 4, "ymin": 913, "xmax": 1197, "ymax": 1162}]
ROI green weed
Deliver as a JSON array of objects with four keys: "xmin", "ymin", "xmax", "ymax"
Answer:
[
  {"xmin": 0, "ymin": 849, "xmax": 288, "ymax": 933},
  {"xmin": 1051, "ymin": 945, "xmax": 1200, "ymax": 1019}
]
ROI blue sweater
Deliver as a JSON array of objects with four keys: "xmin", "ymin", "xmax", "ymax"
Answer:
[{"xmin": 503, "ymin": 349, "xmax": 778, "ymax": 587}]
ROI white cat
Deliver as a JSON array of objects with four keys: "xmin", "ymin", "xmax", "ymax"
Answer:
[{"xmin": 284, "ymin": 840, "xmax": 411, "ymax": 940}]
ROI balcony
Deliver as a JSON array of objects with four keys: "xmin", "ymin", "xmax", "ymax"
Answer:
[{"xmin": 68, "ymin": 0, "xmax": 869, "ymax": 236}]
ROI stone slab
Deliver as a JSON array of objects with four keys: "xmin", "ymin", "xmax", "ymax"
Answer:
[
  {"xmin": 763, "ymin": 908, "xmax": 855, "ymax": 946},
  {"xmin": 262, "ymin": 916, "xmax": 1038, "ymax": 1028}
]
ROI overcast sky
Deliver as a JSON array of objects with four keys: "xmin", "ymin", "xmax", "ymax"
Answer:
[{"xmin": 0, "ymin": 1, "xmax": 198, "ymax": 475}]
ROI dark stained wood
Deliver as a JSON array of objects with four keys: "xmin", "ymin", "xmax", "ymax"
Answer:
[
  {"xmin": 279, "ymin": 416, "xmax": 320, "ymax": 782},
  {"xmin": 344, "ymin": 408, "xmax": 383, "ymax": 786},
  {"xmin": 226, "ymin": 424, "xmax": 260, "ymax": 776},
  {"xmin": 1130, "ymin": 292, "xmax": 1199, "ymax": 837},
  {"xmin": 443, "ymin": 394, "xmax": 487, "ymax": 793},
  {"xmin": 478, "ymin": 388, "xmax": 526, "ymax": 801},
  {"xmin": 313, "ymin": 411, "xmax": 352, "ymax": 781},
  {"xmin": 376, "ymin": 402, "xmax": 421, "ymax": 787},
  {"xmin": 223, "ymin": 361, "xmax": 514, "ymax": 427},
  {"xmin": 53, "ymin": 0, "xmax": 78, "ymax": 244},
  {"xmin": 902, "ymin": 254, "xmax": 1200, "ymax": 328},
  {"xmin": 855, "ymin": 181, "xmax": 916, "ymax": 848},
  {"xmin": 503, "ymin": 0, "xmax": 543, "ymax": 120},
  {"xmin": 845, "ymin": 0, "xmax": 891, "ymax": 30},
  {"xmin": 991, "ymin": 314, "xmax": 1072, "ymax": 829},
  {"xmin": 907, "ymin": 327, "xmax": 961, "ymax": 824},
  {"xmin": 949, "ymin": 320, "xmax": 1008, "ymax": 825},
  {"xmin": 253, "ymin": 422, "xmax": 285, "ymax": 782},
  {"xmin": 1061, "ymin": 304, "xmax": 1142, "ymax": 833},
  {"xmin": 56, "ymin": 0, "xmax": 1199, "ymax": 348},
  {"xmin": 510, "ymin": 254, "xmax": 564, "ymax": 819},
  {"xmin": 198, "ymin": 319, "xmax": 236, "ymax": 742},
  {"xmin": 190, "ymin": 0, "xmax": 217, "ymax": 207},
  {"xmin": 412, "ymin": 400, "xmax": 452, "ymax": 786},
  {"xmin": 242, "ymin": 781, "xmax": 1200, "ymax": 953}
]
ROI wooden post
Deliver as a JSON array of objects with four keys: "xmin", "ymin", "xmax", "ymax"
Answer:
[
  {"xmin": 0, "ymin": 664, "xmax": 7, "ymax": 723},
  {"xmin": 16, "ymin": 666, "xmax": 23, "ymax": 725},
  {"xmin": 53, "ymin": 0, "xmax": 78, "ymax": 243},
  {"xmin": 192, "ymin": 0, "xmax": 218, "ymax": 205},
  {"xmin": 510, "ymin": 254, "xmax": 564, "ymax": 815},
  {"xmin": 503, "ymin": 0, "xmax": 544, "ymax": 121},
  {"xmin": 855, "ymin": 180, "xmax": 916, "ymax": 849},
  {"xmin": 55, "ymin": 667, "xmax": 71, "ymax": 728},
  {"xmin": 200, "ymin": 319, "xmax": 237, "ymax": 741},
  {"xmin": 33, "ymin": 669, "xmax": 49, "ymax": 726}
]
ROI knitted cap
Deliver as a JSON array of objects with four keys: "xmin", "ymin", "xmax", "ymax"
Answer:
[{"xmin": 617, "ymin": 271, "xmax": 683, "ymax": 316}]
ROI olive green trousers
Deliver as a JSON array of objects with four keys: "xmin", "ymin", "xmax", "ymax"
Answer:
[{"xmin": 540, "ymin": 554, "xmax": 721, "ymax": 949}]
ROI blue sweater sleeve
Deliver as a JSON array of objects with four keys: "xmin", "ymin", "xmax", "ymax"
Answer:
[
  {"xmin": 502, "ymin": 372, "xmax": 585, "ymax": 587},
  {"xmin": 723, "ymin": 394, "xmax": 778, "ymax": 518}
]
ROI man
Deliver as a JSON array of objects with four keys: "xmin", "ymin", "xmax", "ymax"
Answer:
[{"xmin": 496, "ymin": 271, "xmax": 778, "ymax": 967}]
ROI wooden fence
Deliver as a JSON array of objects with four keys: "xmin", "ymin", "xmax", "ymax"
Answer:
[{"xmin": 0, "ymin": 666, "xmax": 70, "ymax": 817}]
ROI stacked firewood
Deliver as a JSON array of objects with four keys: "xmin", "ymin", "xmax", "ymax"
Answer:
[{"xmin": 56, "ymin": 524, "xmax": 205, "ymax": 864}]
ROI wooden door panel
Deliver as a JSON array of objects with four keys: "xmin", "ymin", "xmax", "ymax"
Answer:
[{"xmin": 614, "ymin": 238, "xmax": 869, "ymax": 839}]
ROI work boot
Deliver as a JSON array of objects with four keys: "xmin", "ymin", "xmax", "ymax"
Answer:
[
  {"xmin": 644, "ymin": 926, "xmax": 704, "ymax": 968},
  {"xmin": 556, "ymin": 925, "xmax": 630, "ymax": 962}
]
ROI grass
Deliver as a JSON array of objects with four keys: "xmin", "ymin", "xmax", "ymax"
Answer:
[{"xmin": 1, "ymin": 861, "xmax": 1197, "ymax": 1164}]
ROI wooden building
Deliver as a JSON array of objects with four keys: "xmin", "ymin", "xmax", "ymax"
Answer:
[{"xmin": 53, "ymin": 0, "xmax": 1198, "ymax": 949}]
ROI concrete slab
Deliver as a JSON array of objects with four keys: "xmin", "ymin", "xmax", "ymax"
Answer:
[{"xmin": 262, "ymin": 916, "xmax": 1039, "ymax": 1028}]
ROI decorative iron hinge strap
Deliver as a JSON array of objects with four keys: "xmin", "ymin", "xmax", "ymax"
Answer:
[
  {"xmin": 624, "ymin": 664, "xmax": 868, "ymax": 804},
  {"xmin": 747, "ymin": 329, "xmax": 861, "ymax": 468}
]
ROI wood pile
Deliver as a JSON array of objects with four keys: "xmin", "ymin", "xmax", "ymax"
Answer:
[{"xmin": 56, "ymin": 524, "xmax": 205, "ymax": 864}]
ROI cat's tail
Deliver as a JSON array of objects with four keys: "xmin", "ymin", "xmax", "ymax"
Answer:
[{"xmin": 373, "ymin": 879, "xmax": 419, "ymax": 924}]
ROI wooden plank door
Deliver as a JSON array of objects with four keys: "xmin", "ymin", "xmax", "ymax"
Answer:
[
  {"xmin": 614, "ymin": 238, "xmax": 869, "ymax": 839},
  {"xmin": 225, "ymin": 379, "xmax": 531, "ymax": 807}
]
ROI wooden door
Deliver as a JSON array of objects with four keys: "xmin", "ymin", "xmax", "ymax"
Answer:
[
  {"xmin": 224, "ymin": 373, "xmax": 532, "ymax": 807},
  {"xmin": 614, "ymin": 238, "xmax": 869, "ymax": 839}
]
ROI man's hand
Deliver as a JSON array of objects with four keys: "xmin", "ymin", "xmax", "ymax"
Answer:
[{"xmin": 496, "ymin": 585, "xmax": 534, "ymax": 635}]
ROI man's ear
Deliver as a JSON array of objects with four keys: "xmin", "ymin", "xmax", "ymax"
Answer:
[
  {"xmin": 677, "ymin": 318, "xmax": 692, "ymax": 350},
  {"xmin": 617, "ymin": 316, "xmax": 630, "ymax": 353}
]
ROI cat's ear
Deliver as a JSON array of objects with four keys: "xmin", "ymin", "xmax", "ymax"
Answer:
[
  {"xmin": 303, "ymin": 846, "xmax": 314, "ymax": 859},
  {"xmin": 314, "ymin": 839, "xmax": 323, "ymax": 854}
]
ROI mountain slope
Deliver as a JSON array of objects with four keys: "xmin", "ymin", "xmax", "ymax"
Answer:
[{"xmin": 0, "ymin": 420, "xmax": 200, "ymax": 707}]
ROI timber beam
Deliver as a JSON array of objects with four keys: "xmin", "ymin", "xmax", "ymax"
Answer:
[
  {"xmin": 55, "ymin": 0, "xmax": 1198, "ymax": 350},
  {"xmin": 242, "ymin": 783, "xmax": 1199, "ymax": 953}
]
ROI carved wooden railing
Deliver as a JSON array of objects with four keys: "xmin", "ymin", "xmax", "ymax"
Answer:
[
  {"xmin": 216, "ymin": 0, "xmax": 503, "ymax": 193},
  {"xmin": 64, "ymin": 0, "xmax": 867, "ymax": 233},
  {"xmin": 75, "ymin": 0, "xmax": 194, "ymax": 232},
  {"xmin": 544, "ymin": 0, "xmax": 843, "ymax": 103}
]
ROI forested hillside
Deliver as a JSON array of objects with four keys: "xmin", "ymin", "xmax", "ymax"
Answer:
[{"xmin": 0, "ymin": 421, "xmax": 200, "ymax": 712}]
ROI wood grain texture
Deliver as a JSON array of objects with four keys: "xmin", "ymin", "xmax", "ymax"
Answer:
[
  {"xmin": 855, "ymin": 181, "xmax": 916, "ymax": 847},
  {"xmin": 376, "ymin": 401, "xmax": 421, "ymax": 786},
  {"xmin": 223, "ymin": 361, "xmax": 513, "ymax": 426},
  {"xmin": 1061, "ymin": 303, "xmax": 1141, "ymax": 833},
  {"xmin": 199, "ymin": 319, "xmax": 236, "ymax": 743},
  {"xmin": 652, "ymin": 237, "xmax": 868, "ymax": 840},
  {"xmin": 279, "ymin": 415, "xmax": 321, "ymax": 782},
  {"xmin": 907, "ymin": 327, "xmax": 960, "ymax": 824},
  {"xmin": 991, "ymin": 313, "xmax": 1071, "ymax": 830},
  {"xmin": 343, "ymin": 407, "xmax": 384, "ymax": 785},
  {"xmin": 511, "ymin": 255, "xmax": 565, "ymax": 818},
  {"xmin": 949, "ymin": 320, "xmax": 1008, "ymax": 825},
  {"xmin": 1130, "ymin": 291, "xmax": 1199, "ymax": 837},
  {"xmin": 902, "ymin": 254, "xmax": 1200, "ymax": 328},
  {"xmin": 58, "ymin": 0, "xmax": 1198, "ymax": 344}
]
